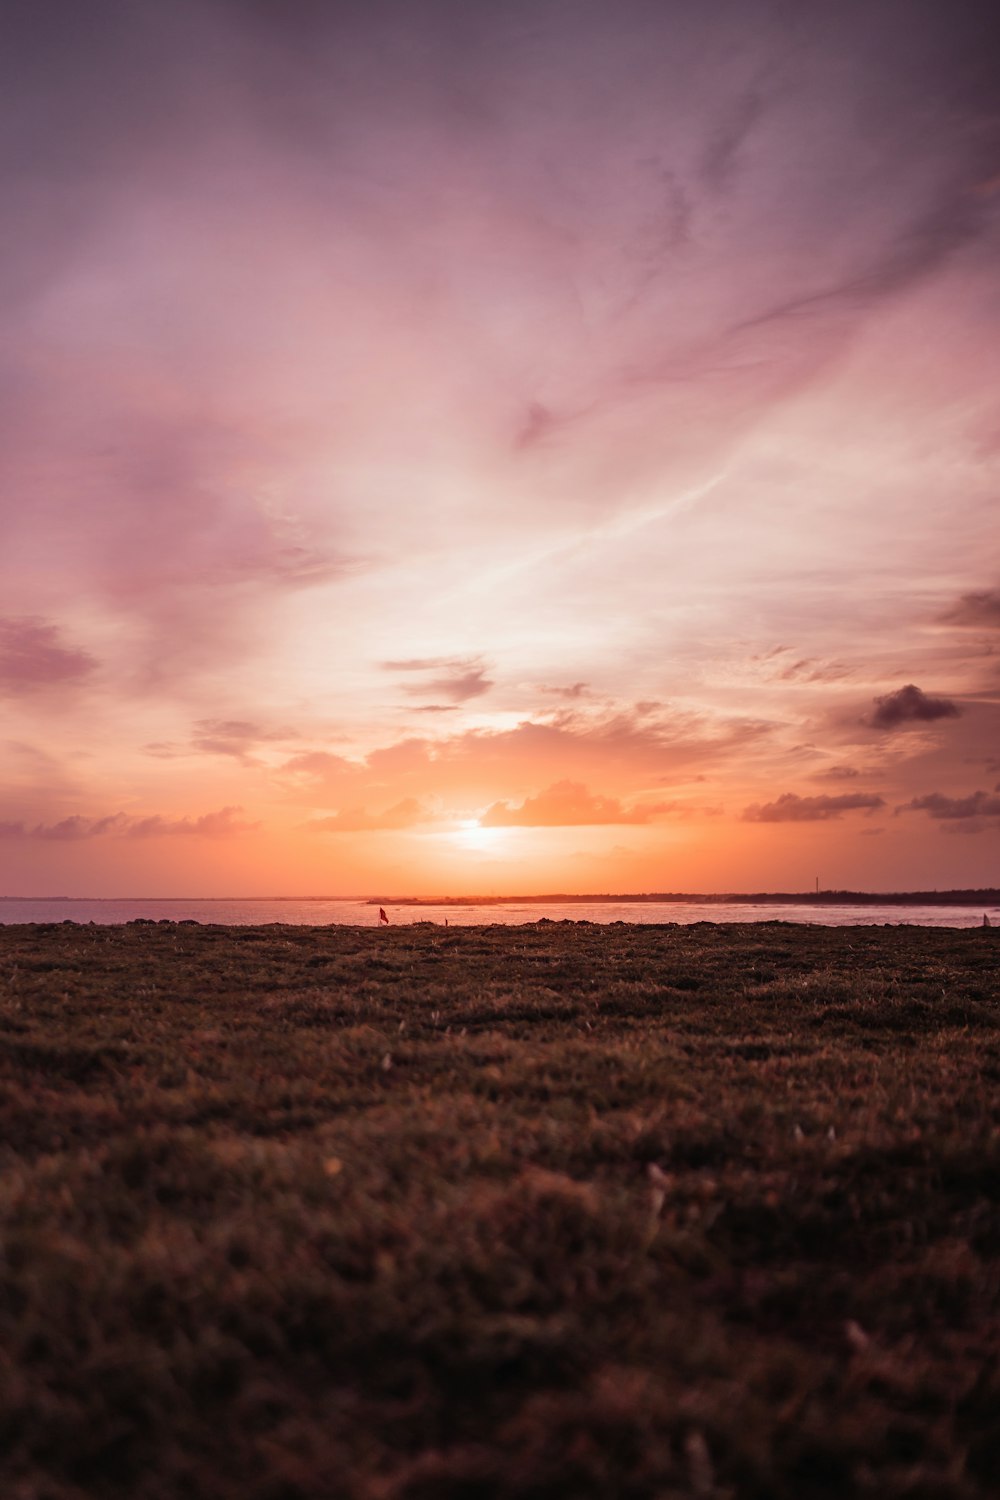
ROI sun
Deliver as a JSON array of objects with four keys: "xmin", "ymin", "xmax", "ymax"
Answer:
[{"xmin": 453, "ymin": 818, "xmax": 505, "ymax": 852}]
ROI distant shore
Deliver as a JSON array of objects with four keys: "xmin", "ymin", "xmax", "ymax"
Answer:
[{"xmin": 369, "ymin": 888, "xmax": 1000, "ymax": 908}]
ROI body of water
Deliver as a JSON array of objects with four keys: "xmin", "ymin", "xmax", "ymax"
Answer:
[{"xmin": 0, "ymin": 897, "xmax": 996, "ymax": 928}]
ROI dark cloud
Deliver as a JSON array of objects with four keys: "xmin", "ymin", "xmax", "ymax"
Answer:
[
  {"xmin": 743, "ymin": 791, "xmax": 885, "ymax": 822},
  {"xmin": 867, "ymin": 683, "xmax": 961, "ymax": 730},
  {"xmin": 0, "ymin": 618, "xmax": 96, "ymax": 694},
  {"xmin": 0, "ymin": 806, "xmax": 257, "ymax": 840},
  {"xmin": 541, "ymin": 682, "xmax": 590, "ymax": 700},
  {"xmin": 898, "ymin": 790, "xmax": 1000, "ymax": 820},
  {"xmin": 940, "ymin": 589, "xmax": 1000, "ymax": 628},
  {"xmin": 813, "ymin": 764, "xmax": 860, "ymax": 780}
]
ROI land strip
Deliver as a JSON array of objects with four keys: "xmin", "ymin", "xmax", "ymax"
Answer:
[{"xmin": 0, "ymin": 921, "xmax": 998, "ymax": 1498}]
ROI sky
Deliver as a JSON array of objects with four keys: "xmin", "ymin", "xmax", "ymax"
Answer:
[{"xmin": 1, "ymin": 0, "xmax": 999, "ymax": 897}]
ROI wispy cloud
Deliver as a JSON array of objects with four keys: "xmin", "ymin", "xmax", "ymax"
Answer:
[
  {"xmin": 190, "ymin": 720, "xmax": 297, "ymax": 760},
  {"xmin": 940, "ymin": 590, "xmax": 1000, "ymax": 629},
  {"xmin": 0, "ymin": 618, "xmax": 96, "ymax": 695},
  {"xmin": 385, "ymin": 656, "xmax": 494, "ymax": 704}
]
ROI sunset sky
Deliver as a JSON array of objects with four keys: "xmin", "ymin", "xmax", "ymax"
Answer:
[{"xmin": 2, "ymin": 0, "xmax": 999, "ymax": 897}]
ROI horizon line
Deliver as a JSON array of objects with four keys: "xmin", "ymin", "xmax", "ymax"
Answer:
[{"xmin": 3, "ymin": 888, "xmax": 1000, "ymax": 905}]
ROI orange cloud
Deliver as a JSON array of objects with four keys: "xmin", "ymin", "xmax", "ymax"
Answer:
[
  {"xmin": 305, "ymin": 798, "xmax": 428, "ymax": 833},
  {"xmin": 480, "ymin": 780, "xmax": 671, "ymax": 827},
  {"xmin": 280, "ymin": 710, "xmax": 773, "ymax": 811}
]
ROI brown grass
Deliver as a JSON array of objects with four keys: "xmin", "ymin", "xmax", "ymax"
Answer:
[{"xmin": 0, "ymin": 919, "xmax": 998, "ymax": 1498}]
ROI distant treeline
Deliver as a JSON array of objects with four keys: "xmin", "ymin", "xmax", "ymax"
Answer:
[{"xmin": 371, "ymin": 889, "xmax": 1000, "ymax": 908}]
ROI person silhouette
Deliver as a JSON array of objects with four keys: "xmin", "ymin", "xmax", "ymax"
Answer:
[{"xmin": 379, "ymin": 907, "xmax": 389, "ymax": 925}]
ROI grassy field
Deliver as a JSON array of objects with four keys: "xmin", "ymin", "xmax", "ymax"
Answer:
[{"xmin": 0, "ymin": 919, "xmax": 998, "ymax": 1499}]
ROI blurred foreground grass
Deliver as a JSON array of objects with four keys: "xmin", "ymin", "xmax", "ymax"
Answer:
[{"xmin": 1, "ymin": 919, "xmax": 998, "ymax": 1499}]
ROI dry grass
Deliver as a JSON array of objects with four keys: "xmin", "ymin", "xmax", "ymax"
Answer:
[{"xmin": 0, "ymin": 919, "xmax": 998, "ymax": 1498}]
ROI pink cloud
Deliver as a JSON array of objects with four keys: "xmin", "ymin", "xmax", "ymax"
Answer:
[
  {"xmin": 305, "ymin": 798, "xmax": 428, "ymax": 833},
  {"xmin": 385, "ymin": 657, "xmax": 495, "ymax": 704},
  {"xmin": 0, "ymin": 807, "xmax": 258, "ymax": 840},
  {"xmin": 940, "ymin": 590, "xmax": 1000, "ymax": 629},
  {"xmin": 0, "ymin": 618, "xmax": 96, "ymax": 694}
]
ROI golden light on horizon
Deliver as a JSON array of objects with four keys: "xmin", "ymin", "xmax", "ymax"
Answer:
[{"xmin": 453, "ymin": 820, "xmax": 508, "ymax": 854}]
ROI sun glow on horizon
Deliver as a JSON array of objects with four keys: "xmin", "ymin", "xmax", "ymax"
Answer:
[{"xmin": 453, "ymin": 819, "xmax": 509, "ymax": 854}]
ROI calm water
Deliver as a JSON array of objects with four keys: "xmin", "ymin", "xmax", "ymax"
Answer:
[{"xmin": 0, "ymin": 897, "xmax": 996, "ymax": 928}]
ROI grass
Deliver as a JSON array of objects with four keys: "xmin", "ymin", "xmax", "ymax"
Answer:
[{"xmin": 0, "ymin": 918, "xmax": 998, "ymax": 1499}]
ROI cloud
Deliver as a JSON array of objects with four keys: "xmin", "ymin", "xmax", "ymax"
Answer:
[
  {"xmin": 743, "ymin": 791, "xmax": 885, "ymax": 822},
  {"xmin": 0, "ymin": 806, "xmax": 258, "ymax": 840},
  {"xmin": 126, "ymin": 807, "xmax": 260, "ymax": 838},
  {"xmin": 541, "ymin": 682, "xmax": 590, "ymax": 700},
  {"xmin": 700, "ymin": 88, "xmax": 767, "ymax": 192},
  {"xmin": 940, "ymin": 590, "xmax": 1000, "ymax": 628},
  {"xmin": 280, "ymin": 708, "xmax": 774, "ymax": 810},
  {"xmin": 866, "ymin": 684, "xmax": 961, "ymax": 730},
  {"xmin": 190, "ymin": 719, "xmax": 296, "ymax": 760},
  {"xmin": 305, "ymin": 798, "xmax": 428, "ymax": 833},
  {"xmin": 480, "ymin": 780, "xmax": 673, "ymax": 827},
  {"xmin": 898, "ymin": 790, "xmax": 1000, "ymax": 820},
  {"xmin": 732, "ymin": 192, "xmax": 990, "ymax": 337},
  {"xmin": 385, "ymin": 656, "xmax": 494, "ymax": 704},
  {"xmin": 813, "ymin": 764, "xmax": 860, "ymax": 781},
  {"xmin": 0, "ymin": 617, "xmax": 96, "ymax": 694}
]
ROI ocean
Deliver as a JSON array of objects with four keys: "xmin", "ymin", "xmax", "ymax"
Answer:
[{"xmin": 0, "ymin": 897, "xmax": 996, "ymax": 928}]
